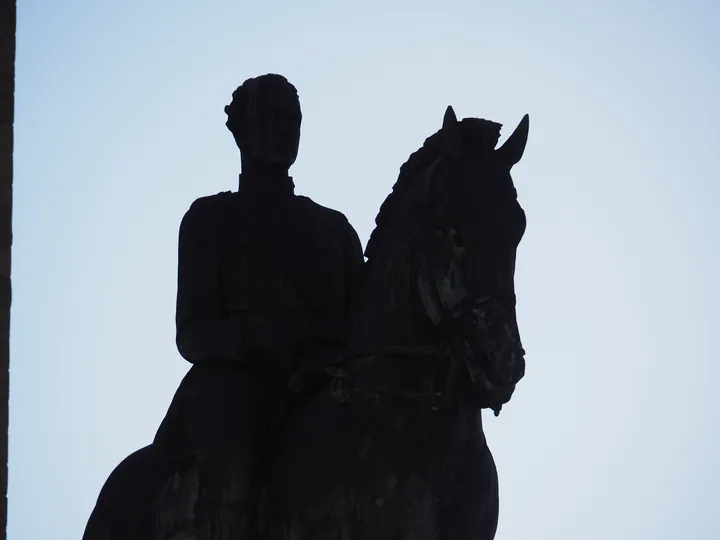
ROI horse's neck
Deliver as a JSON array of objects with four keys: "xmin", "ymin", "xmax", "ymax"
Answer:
[
  {"xmin": 344, "ymin": 258, "xmax": 487, "ymax": 441},
  {"xmin": 347, "ymin": 257, "xmax": 434, "ymax": 356}
]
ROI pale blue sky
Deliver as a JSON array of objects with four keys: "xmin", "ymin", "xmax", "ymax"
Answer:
[{"xmin": 10, "ymin": 1, "xmax": 720, "ymax": 538}]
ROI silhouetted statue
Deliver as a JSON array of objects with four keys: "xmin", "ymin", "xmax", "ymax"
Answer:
[{"xmin": 83, "ymin": 78, "xmax": 530, "ymax": 540}]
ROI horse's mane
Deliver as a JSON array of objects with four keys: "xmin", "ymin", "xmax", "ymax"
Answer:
[
  {"xmin": 364, "ymin": 130, "xmax": 443, "ymax": 262},
  {"xmin": 365, "ymin": 118, "xmax": 502, "ymax": 262}
]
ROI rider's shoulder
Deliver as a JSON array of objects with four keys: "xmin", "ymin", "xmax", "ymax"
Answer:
[
  {"xmin": 296, "ymin": 195, "xmax": 352, "ymax": 226},
  {"xmin": 181, "ymin": 191, "xmax": 234, "ymax": 226},
  {"xmin": 186, "ymin": 191, "xmax": 234, "ymax": 214}
]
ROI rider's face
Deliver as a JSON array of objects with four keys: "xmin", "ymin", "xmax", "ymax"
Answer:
[{"xmin": 243, "ymin": 82, "xmax": 302, "ymax": 169}]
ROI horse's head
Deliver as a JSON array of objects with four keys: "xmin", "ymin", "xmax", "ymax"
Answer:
[{"xmin": 365, "ymin": 106, "xmax": 529, "ymax": 414}]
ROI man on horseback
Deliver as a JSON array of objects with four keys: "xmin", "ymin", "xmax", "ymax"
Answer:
[
  {"xmin": 83, "ymin": 94, "xmax": 529, "ymax": 540},
  {"xmin": 153, "ymin": 73, "xmax": 365, "ymax": 538}
]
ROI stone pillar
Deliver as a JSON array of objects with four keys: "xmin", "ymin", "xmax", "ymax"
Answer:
[{"xmin": 0, "ymin": 2, "xmax": 14, "ymax": 539}]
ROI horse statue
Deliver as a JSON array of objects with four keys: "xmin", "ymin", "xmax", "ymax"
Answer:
[
  {"xmin": 83, "ymin": 106, "xmax": 529, "ymax": 540},
  {"xmin": 261, "ymin": 106, "xmax": 529, "ymax": 540}
]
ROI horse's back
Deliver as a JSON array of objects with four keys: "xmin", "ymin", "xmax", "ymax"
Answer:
[{"xmin": 83, "ymin": 444, "xmax": 173, "ymax": 540}]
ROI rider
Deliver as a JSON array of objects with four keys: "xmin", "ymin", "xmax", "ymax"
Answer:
[{"xmin": 154, "ymin": 74, "xmax": 365, "ymax": 537}]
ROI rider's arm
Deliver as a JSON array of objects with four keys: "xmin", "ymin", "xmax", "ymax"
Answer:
[{"xmin": 174, "ymin": 197, "xmax": 287, "ymax": 365}]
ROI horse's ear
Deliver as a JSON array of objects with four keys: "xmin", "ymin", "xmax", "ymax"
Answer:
[
  {"xmin": 442, "ymin": 105, "xmax": 461, "ymax": 154},
  {"xmin": 496, "ymin": 114, "xmax": 529, "ymax": 168}
]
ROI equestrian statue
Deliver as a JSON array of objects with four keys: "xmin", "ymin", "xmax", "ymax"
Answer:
[{"xmin": 83, "ymin": 73, "xmax": 530, "ymax": 540}]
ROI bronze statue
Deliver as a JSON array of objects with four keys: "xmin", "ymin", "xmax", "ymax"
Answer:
[{"xmin": 83, "ymin": 77, "xmax": 530, "ymax": 540}]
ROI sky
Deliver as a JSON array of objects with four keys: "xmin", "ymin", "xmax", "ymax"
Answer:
[{"xmin": 9, "ymin": 1, "xmax": 720, "ymax": 538}]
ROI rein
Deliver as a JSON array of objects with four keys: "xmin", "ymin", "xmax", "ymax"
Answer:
[{"xmin": 319, "ymin": 345, "xmax": 445, "ymax": 404}]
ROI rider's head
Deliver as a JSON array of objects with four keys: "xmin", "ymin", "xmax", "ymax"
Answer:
[{"xmin": 225, "ymin": 74, "xmax": 302, "ymax": 171}]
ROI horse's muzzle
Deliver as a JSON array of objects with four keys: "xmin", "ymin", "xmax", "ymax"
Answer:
[{"xmin": 458, "ymin": 295, "xmax": 526, "ymax": 415}]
